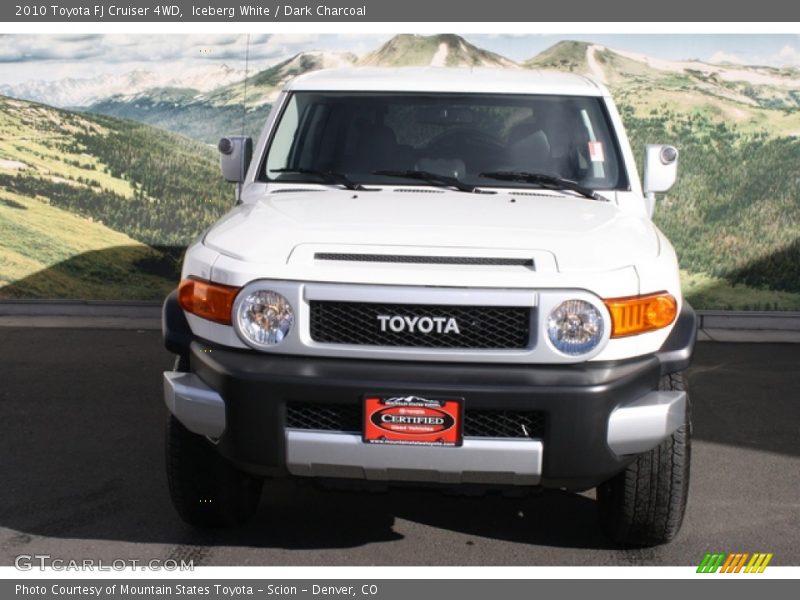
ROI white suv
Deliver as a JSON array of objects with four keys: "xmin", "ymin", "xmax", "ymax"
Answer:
[{"xmin": 162, "ymin": 68, "xmax": 695, "ymax": 546}]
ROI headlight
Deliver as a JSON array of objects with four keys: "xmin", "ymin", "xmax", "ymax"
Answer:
[
  {"xmin": 234, "ymin": 289, "xmax": 294, "ymax": 348},
  {"xmin": 547, "ymin": 299, "xmax": 604, "ymax": 355}
]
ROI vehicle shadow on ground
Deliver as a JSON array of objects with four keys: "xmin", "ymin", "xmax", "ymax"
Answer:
[
  {"xmin": 1, "ymin": 326, "xmax": 799, "ymax": 557},
  {"xmin": 208, "ymin": 483, "xmax": 615, "ymax": 552}
]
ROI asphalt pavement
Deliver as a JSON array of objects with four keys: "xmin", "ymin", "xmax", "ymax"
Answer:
[{"xmin": 0, "ymin": 327, "xmax": 798, "ymax": 566}]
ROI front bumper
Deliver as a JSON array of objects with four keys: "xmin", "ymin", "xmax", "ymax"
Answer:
[
  {"xmin": 285, "ymin": 432, "xmax": 544, "ymax": 486},
  {"xmin": 163, "ymin": 296, "xmax": 695, "ymax": 490}
]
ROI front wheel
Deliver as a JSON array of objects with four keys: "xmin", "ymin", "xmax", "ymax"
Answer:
[
  {"xmin": 166, "ymin": 415, "xmax": 263, "ymax": 528},
  {"xmin": 596, "ymin": 372, "xmax": 691, "ymax": 546}
]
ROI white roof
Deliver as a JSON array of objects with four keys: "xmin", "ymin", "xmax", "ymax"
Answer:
[{"xmin": 285, "ymin": 67, "xmax": 608, "ymax": 97}]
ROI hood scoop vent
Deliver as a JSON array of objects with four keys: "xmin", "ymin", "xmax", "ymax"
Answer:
[
  {"xmin": 508, "ymin": 190, "xmax": 561, "ymax": 198},
  {"xmin": 270, "ymin": 188, "xmax": 324, "ymax": 194},
  {"xmin": 314, "ymin": 253, "xmax": 535, "ymax": 268}
]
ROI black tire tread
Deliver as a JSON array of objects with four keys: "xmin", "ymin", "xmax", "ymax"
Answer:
[
  {"xmin": 598, "ymin": 372, "xmax": 691, "ymax": 546},
  {"xmin": 166, "ymin": 415, "xmax": 262, "ymax": 528}
]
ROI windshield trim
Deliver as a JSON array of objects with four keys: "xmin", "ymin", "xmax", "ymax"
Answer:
[
  {"xmin": 257, "ymin": 90, "xmax": 631, "ymax": 192},
  {"xmin": 264, "ymin": 181, "xmax": 615, "ymax": 203}
]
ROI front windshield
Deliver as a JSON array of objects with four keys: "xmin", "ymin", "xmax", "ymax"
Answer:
[{"xmin": 262, "ymin": 91, "xmax": 627, "ymax": 190}]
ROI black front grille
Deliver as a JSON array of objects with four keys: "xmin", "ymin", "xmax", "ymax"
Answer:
[
  {"xmin": 314, "ymin": 253, "xmax": 534, "ymax": 267},
  {"xmin": 286, "ymin": 403, "xmax": 544, "ymax": 439},
  {"xmin": 309, "ymin": 301, "xmax": 531, "ymax": 349}
]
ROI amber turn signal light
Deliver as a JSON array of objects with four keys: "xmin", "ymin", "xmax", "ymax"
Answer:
[
  {"xmin": 178, "ymin": 277, "xmax": 240, "ymax": 325},
  {"xmin": 604, "ymin": 292, "xmax": 677, "ymax": 338}
]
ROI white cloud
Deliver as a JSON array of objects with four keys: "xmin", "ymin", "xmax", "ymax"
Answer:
[
  {"xmin": 709, "ymin": 50, "xmax": 746, "ymax": 65},
  {"xmin": 709, "ymin": 44, "xmax": 800, "ymax": 68},
  {"xmin": 776, "ymin": 44, "xmax": 800, "ymax": 65}
]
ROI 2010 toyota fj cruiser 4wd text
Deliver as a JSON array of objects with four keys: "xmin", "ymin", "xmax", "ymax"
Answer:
[{"xmin": 162, "ymin": 67, "xmax": 696, "ymax": 546}]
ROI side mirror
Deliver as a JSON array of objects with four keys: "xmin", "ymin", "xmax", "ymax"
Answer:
[
  {"xmin": 218, "ymin": 136, "xmax": 252, "ymax": 184},
  {"xmin": 642, "ymin": 144, "xmax": 678, "ymax": 217}
]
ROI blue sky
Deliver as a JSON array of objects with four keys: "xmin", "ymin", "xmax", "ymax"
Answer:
[{"xmin": 1, "ymin": 34, "xmax": 799, "ymax": 85}]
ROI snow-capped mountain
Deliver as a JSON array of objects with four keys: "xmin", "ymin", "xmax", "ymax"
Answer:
[
  {"xmin": 360, "ymin": 34, "xmax": 517, "ymax": 68},
  {"xmin": 0, "ymin": 64, "xmax": 247, "ymax": 108}
]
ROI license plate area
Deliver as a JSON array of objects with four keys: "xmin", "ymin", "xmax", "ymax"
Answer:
[{"xmin": 363, "ymin": 395, "xmax": 463, "ymax": 447}]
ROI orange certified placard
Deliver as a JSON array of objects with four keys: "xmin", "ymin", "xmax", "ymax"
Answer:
[{"xmin": 363, "ymin": 396, "xmax": 463, "ymax": 447}]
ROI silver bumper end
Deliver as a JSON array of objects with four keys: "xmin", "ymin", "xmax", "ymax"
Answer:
[
  {"xmin": 163, "ymin": 371, "xmax": 226, "ymax": 438},
  {"xmin": 606, "ymin": 391, "xmax": 687, "ymax": 455},
  {"xmin": 286, "ymin": 431, "xmax": 543, "ymax": 485}
]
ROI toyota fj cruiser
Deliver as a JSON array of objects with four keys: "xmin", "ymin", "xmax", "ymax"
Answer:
[{"xmin": 162, "ymin": 68, "xmax": 696, "ymax": 546}]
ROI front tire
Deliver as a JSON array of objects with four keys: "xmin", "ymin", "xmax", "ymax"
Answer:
[
  {"xmin": 166, "ymin": 415, "xmax": 263, "ymax": 528},
  {"xmin": 597, "ymin": 372, "xmax": 691, "ymax": 546}
]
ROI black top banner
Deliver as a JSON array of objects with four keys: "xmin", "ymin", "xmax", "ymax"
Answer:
[{"xmin": 4, "ymin": 0, "xmax": 799, "ymax": 22}]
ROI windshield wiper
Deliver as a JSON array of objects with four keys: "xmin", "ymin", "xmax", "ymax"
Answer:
[
  {"xmin": 271, "ymin": 168, "xmax": 367, "ymax": 191},
  {"xmin": 478, "ymin": 171, "xmax": 608, "ymax": 201},
  {"xmin": 373, "ymin": 169, "xmax": 481, "ymax": 193}
]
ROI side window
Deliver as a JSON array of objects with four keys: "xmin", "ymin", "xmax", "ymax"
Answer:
[{"xmin": 265, "ymin": 95, "xmax": 300, "ymax": 173}]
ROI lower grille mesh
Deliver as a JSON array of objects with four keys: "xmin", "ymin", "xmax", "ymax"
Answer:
[
  {"xmin": 286, "ymin": 403, "xmax": 362, "ymax": 432},
  {"xmin": 462, "ymin": 410, "xmax": 545, "ymax": 439},
  {"xmin": 286, "ymin": 403, "xmax": 544, "ymax": 439}
]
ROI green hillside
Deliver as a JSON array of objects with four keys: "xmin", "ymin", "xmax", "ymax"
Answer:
[
  {"xmin": 622, "ymin": 106, "xmax": 800, "ymax": 309},
  {"xmin": 0, "ymin": 95, "xmax": 234, "ymax": 299},
  {"xmin": 0, "ymin": 186, "xmax": 170, "ymax": 299}
]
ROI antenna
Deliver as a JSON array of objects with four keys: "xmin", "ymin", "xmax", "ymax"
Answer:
[
  {"xmin": 241, "ymin": 33, "xmax": 251, "ymax": 138},
  {"xmin": 237, "ymin": 33, "xmax": 251, "ymax": 202}
]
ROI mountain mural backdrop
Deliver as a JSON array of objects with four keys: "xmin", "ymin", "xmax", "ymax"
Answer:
[{"xmin": 1, "ymin": 34, "xmax": 799, "ymax": 309}]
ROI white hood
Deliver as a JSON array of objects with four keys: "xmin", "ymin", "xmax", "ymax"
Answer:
[{"xmin": 204, "ymin": 188, "xmax": 658, "ymax": 273}]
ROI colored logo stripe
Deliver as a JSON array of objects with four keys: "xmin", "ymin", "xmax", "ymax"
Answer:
[
  {"xmin": 697, "ymin": 552, "xmax": 773, "ymax": 573},
  {"xmin": 697, "ymin": 553, "xmax": 726, "ymax": 573},
  {"xmin": 720, "ymin": 553, "xmax": 749, "ymax": 573},
  {"xmin": 745, "ymin": 553, "xmax": 773, "ymax": 573}
]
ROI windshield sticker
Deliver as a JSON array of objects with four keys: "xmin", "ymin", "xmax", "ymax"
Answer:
[{"xmin": 588, "ymin": 141, "xmax": 605, "ymax": 162}]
